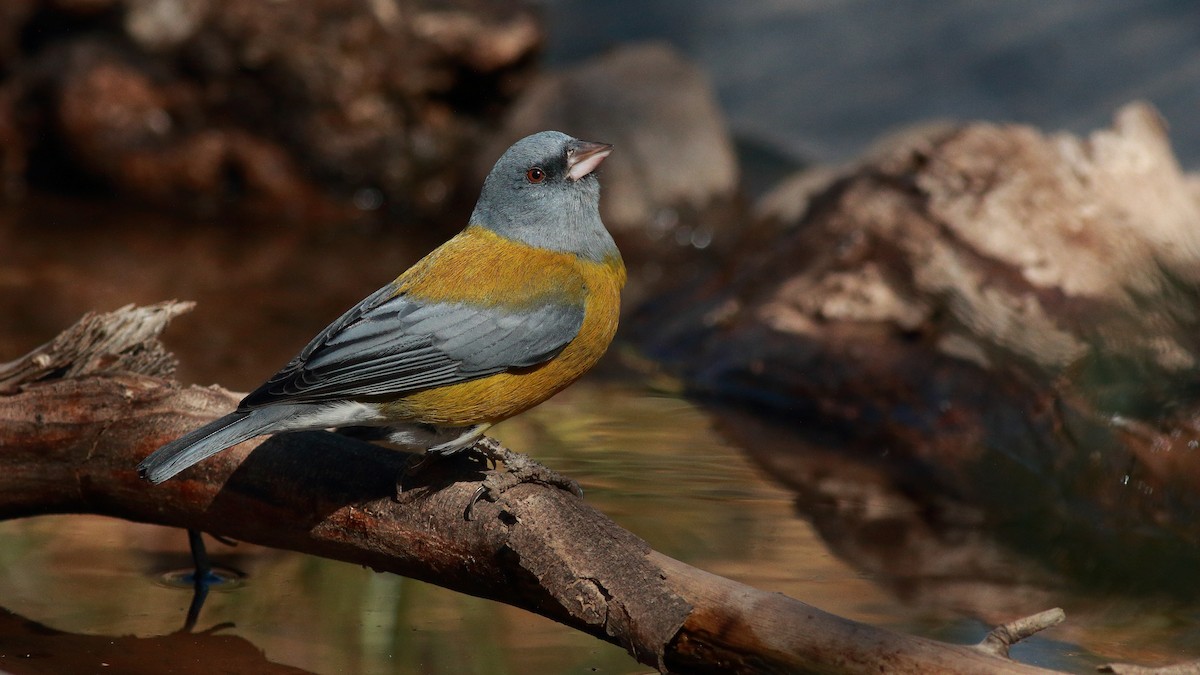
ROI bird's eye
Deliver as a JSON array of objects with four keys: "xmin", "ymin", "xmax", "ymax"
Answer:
[{"xmin": 526, "ymin": 167, "xmax": 546, "ymax": 183}]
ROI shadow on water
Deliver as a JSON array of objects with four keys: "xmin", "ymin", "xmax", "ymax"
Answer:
[{"xmin": 0, "ymin": 604, "xmax": 313, "ymax": 675}]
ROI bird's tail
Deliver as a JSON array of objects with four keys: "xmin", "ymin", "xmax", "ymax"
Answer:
[{"xmin": 137, "ymin": 407, "xmax": 293, "ymax": 484}]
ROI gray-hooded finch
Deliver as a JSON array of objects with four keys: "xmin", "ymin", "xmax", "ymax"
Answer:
[{"xmin": 138, "ymin": 131, "xmax": 623, "ymax": 484}]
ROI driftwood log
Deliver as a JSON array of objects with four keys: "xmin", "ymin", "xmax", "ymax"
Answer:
[
  {"xmin": 633, "ymin": 103, "xmax": 1200, "ymax": 607},
  {"xmin": 0, "ymin": 302, "xmax": 1079, "ymax": 674}
]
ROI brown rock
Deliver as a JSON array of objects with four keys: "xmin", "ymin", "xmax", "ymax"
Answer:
[
  {"xmin": 0, "ymin": 0, "xmax": 542, "ymax": 220},
  {"xmin": 46, "ymin": 41, "xmax": 317, "ymax": 215}
]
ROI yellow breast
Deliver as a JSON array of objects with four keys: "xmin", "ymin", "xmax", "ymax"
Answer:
[{"xmin": 378, "ymin": 225, "xmax": 625, "ymax": 426}]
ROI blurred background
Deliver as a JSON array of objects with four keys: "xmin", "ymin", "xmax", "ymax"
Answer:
[
  {"xmin": 547, "ymin": 1, "xmax": 1200, "ymax": 169},
  {"xmin": 3, "ymin": 1, "xmax": 1200, "ymax": 673}
]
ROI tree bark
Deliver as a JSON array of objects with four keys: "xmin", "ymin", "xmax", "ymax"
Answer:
[
  {"xmin": 632, "ymin": 103, "xmax": 1200, "ymax": 603},
  {"xmin": 0, "ymin": 303, "xmax": 1067, "ymax": 674}
]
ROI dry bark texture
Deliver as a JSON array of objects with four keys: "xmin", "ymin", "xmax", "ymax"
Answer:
[
  {"xmin": 0, "ymin": 303, "xmax": 1072, "ymax": 674},
  {"xmin": 634, "ymin": 102, "xmax": 1200, "ymax": 598}
]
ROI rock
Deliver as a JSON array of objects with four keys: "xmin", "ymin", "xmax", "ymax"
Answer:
[
  {"xmin": 636, "ymin": 102, "xmax": 1200, "ymax": 590},
  {"xmin": 38, "ymin": 40, "xmax": 316, "ymax": 216},
  {"xmin": 486, "ymin": 42, "xmax": 738, "ymax": 237},
  {"xmin": 0, "ymin": 0, "xmax": 542, "ymax": 220}
]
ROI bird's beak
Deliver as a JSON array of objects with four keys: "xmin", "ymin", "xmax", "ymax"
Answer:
[{"xmin": 565, "ymin": 140, "xmax": 613, "ymax": 182}]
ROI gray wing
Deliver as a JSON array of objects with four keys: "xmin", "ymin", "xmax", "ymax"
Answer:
[{"xmin": 240, "ymin": 285, "xmax": 584, "ymax": 408}]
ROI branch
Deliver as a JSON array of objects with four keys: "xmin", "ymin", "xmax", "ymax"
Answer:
[
  {"xmin": 0, "ymin": 304, "xmax": 1066, "ymax": 674},
  {"xmin": 977, "ymin": 608, "xmax": 1066, "ymax": 658},
  {"xmin": 0, "ymin": 300, "xmax": 191, "ymax": 390}
]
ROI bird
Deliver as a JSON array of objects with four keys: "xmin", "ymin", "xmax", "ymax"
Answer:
[{"xmin": 138, "ymin": 130, "xmax": 624, "ymax": 485}]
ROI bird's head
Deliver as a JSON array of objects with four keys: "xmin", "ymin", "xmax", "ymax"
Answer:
[{"xmin": 471, "ymin": 131, "xmax": 617, "ymax": 262}]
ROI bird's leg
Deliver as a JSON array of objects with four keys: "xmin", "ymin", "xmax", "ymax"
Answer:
[
  {"xmin": 395, "ymin": 452, "xmax": 436, "ymax": 500},
  {"xmin": 178, "ymin": 531, "xmax": 238, "ymax": 632},
  {"xmin": 401, "ymin": 450, "xmax": 439, "ymax": 476},
  {"xmin": 394, "ymin": 424, "xmax": 494, "ymax": 499},
  {"xmin": 464, "ymin": 436, "xmax": 584, "ymax": 520}
]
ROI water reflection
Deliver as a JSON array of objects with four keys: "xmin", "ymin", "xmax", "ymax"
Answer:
[
  {"xmin": 3, "ymin": 197, "xmax": 1198, "ymax": 671},
  {"xmin": 711, "ymin": 404, "xmax": 1200, "ymax": 670}
]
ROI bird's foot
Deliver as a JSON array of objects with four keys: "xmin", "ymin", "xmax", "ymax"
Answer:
[{"xmin": 464, "ymin": 437, "xmax": 583, "ymax": 520}]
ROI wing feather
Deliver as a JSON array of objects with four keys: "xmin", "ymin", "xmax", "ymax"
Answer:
[{"xmin": 240, "ymin": 284, "xmax": 585, "ymax": 408}]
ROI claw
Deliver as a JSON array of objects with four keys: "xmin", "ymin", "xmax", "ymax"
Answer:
[
  {"xmin": 464, "ymin": 484, "xmax": 491, "ymax": 520},
  {"xmin": 395, "ymin": 435, "xmax": 582, "ymax": 516},
  {"xmin": 459, "ymin": 436, "xmax": 583, "ymax": 520},
  {"xmin": 403, "ymin": 451, "xmax": 437, "ymax": 476}
]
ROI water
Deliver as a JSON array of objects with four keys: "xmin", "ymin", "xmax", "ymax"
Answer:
[
  {"xmin": 1, "ymin": 379, "xmax": 1195, "ymax": 672},
  {"xmin": 2, "ymin": 178, "xmax": 1200, "ymax": 670}
]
